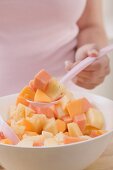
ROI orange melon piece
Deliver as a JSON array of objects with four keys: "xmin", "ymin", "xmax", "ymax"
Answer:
[
  {"xmin": 17, "ymin": 119, "xmax": 35, "ymax": 132},
  {"xmin": 44, "ymin": 118, "xmax": 58, "ymax": 135},
  {"xmin": 66, "ymin": 98, "xmax": 92, "ymax": 118},
  {"xmin": 34, "ymin": 89, "xmax": 51, "ymax": 103},
  {"xmin": 34, "ymin": 69, "xmax": 51, "ymax": 91},
  {"xmin": 0, "ymin": 138, "xmax": 13, "ymax": 145},
  {"xmin": 16, "ymin": 86, "xmax": 35, "ymax": 106},
  {"xmin": 86, "ymin": 108, "xmax": 104, "ymax": 129},
  {"xmin": 56, "ymin": 119, "xmax": 66, "ymax": 133},
  {"xmin": 74, "ymin": 113, "xmax": 87, "ymax": 132},
  {"xmin": 67, "ymin": 122, "xmax": 83, "ymax": 137},
  {"xmin": 84, "ymin": 125, "xmax": 99, "ymax": 135}
]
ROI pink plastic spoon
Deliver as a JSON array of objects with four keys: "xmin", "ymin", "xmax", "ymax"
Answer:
[
  {"xmin": 0, "ymin": 115, "xmax": 20, "ymax": 145},
  {"xmin": 27, "ymin": 44, "xmax": 113, "ymax": 107}
]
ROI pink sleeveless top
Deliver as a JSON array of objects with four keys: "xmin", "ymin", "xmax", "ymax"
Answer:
[{"xmin": 0, "ymin": 0, "xmax": 86, "ymax": 96}]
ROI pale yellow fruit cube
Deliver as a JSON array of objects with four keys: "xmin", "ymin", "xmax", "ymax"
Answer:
[
  {"xmin": 13, "ymin": 103, "xmax": 26, "ymax": 121},
  {"xmin": 44, "ymin": 118, "xmax": 58, "ymax": 135},
  {"xmin": 55, "ymin": 132, "xmax": 65, "ymax": 144},
  {"xmin": 86, "ymin": 108, "xmax": 104, "ymax": 129},
  {"xmin": 42, "ymin": 131, "xmax": 53, "ymax": 139},
  {"xmin": 46, "ymin": 78, "xmax": 65, "ymax": 100},
  {"xmin": 44, "ymin": 138, "xmax": 58, "ymax": 147},
  {"xmin": 67, "ymin": 122, "xmax": 83, "ymax": 137},
  {"xmin": 11, "ymin": 120, "xmax": 25, "ymax": 136}
]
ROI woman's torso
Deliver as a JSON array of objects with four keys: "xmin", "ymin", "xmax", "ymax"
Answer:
[{"xmin": 0, "ymin": 0, "xmax": 86, "ymax": 96}]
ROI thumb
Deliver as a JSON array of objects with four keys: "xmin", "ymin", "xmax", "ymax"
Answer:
[{"xmin": 75, "ymin": 44, "xmax": 99, "ymax": 62}]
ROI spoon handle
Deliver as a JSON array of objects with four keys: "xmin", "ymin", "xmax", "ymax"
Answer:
[{"xmin": 60, "ymin": 44, "xmax": 113, "ymax": 84}]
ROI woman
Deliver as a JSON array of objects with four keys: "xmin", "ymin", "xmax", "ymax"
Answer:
[{"xmin": 0, "ymin": 0, "xmax": 110, "ymax": 96}]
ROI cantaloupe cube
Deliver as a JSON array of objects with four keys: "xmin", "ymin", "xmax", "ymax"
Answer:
[
  {"xmin": 86, "ymin": 108, "xmax": 104, "ymax": 129},
  {"xmin": 34, "ymin": 89, "xmax": 51, "ymax": 103},
  {"xmin": 34, "ymin": 69, "xmax": 51, "ymax": 91},
  {"xmin": 67, "ymin": 122, "xmax": 83, "ymax": 137},
  {"xmin": 27, "ymin": 114, "xmax": 47, "ymax": 134},
  {"xmin": 74, "ymin": 113, "xmax": 87, "ymax": 132},
  {"xmin": 84, "ymin": 125, "xmax": 99, "ymax": 135},
  {"xmin": 43, "ymin": 118, "xmax": 58, "ymax": 135},
  {"xmin": 44, "ymin": 138, "xmax": 58, "ymax": 147},
  {"xmin": 45, "ymin": 78, "xmax": 65, "ymax": 100},
  {"xmin": 16, "ymin": 86, "xmax": 35, "ymax": 106},
  {"xmin": 56, "ymin": 119, "xmax": 66, "ymax": 133},
  {"xmin": 17, "ymin": 119, "xmax": 35, "ymax": 132},
  {"xmin": 66, "ymin": 98, "xmax": 92, "ymax": 118}
]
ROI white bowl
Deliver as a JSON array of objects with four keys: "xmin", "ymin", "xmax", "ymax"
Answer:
[{"xmin": 0, "ymin": 89, "xmax": 113, "ymax": 170}]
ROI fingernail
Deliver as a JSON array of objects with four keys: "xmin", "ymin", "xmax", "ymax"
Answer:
[{"xmin": 88, "ymin": 50, "xmax": 99, "ymax": 57}]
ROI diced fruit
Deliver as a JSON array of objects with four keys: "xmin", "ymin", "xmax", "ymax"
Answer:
[
  {"xmin": 44, "ymin": 138, "xmax": 58, "ymax": 146},
  {"xmin": 25, "ymin": 107, "xmax": 35, "ymax": 117},
  {"xmin": 34, "ymin": 89, "xmax": 51, "ymax": 103},
  {"xmin": 8, "ymin": 105, "xmax": 16, "ymax": 117},
  {"xmin": 67, "ymin": 98, "xmax": 92, "ymax": 118},
  {"xmin": 74, "ymin": 113, "xmax": 87, "ymax": 132},
  {"xmin": 11, "ymin": 120, "xmax": 25, "ymax": 138},
  {"xmin": 29, "ymin": 104, "xmax": 55, "ymax": 119},
  {"xmin": 44, "ymin": 118, "xmax": 58, "ymax": 135},
  {"xmin": 42, "ymin": 131, "xmax": 53, "ymax": 138},
  {"xmin": 0, "ymin": 138, "xmax": 13, "ymax": 145},
  {"xmin": 34, "ymin": 69, "xmax": 51, "ymax": 91},
  {"xmin": 0, "ymin": 132, "xmax": 5, "ymax": 140},
  {"xmin": 37, "ymin": 107, "xmax": 55, "ymax": 119},
  {"xmin": 56, "ymin": 119, "xmax": 66, "ymax": 133},
  {"xmin": 55, "ymin": 132, "xmax": 65, "ymax": 144},
  {"xmin": 64, "ymin": 132, "xmax": 69, "ymax": 136},
  {"xmin": 29, "ymin": 80, "xmax": 37, "ymax": 91},
  {"xmin": 16, "ymin": 86, "xmax": 35, "ymax": 106},
  {"xmin": 33, "ymin": 136, "xmax": 44, "ymax": 146},
  {"xmin": 90, "ymin": 130, "xmax": 107, "ymax": 138},
  {"xmin": 84, "ymin": 125, "xmax": 99, "ymax": 135},
  {"xmin": 13, "ymin": 103, "xmax": 25, "ymax": 121},
  {"xmin": 86, "ymin": 108, "xmax": 104, "ymax": 129},
  {"xmin": 55, "ymin": 104, "xmax": 67, "ymax": 119},
  {"xmin": 67, "ymin": 122, "xmax": 83, "ymax": 137},
  {"xmin": 45, "ymin": 78, "xmax": 64, "ymax": 100},
  {"xmin": 17, "ymin": 119, "xmax": 35, "ymax": 132},
  {"xmin": 27, "ymin": 114, "xmax": 47, "ymax": 134},
  {"xmin": 61, "ymin": 115, "xmax": 73, "ymax": 124}
]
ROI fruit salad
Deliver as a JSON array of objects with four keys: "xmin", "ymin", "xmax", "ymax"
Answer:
[{"xmin": 0, "ymin": 70, "xmax": 107, "ymax": 147}]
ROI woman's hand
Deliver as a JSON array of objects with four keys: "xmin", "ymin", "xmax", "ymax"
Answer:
[{"xmin": 65, "ymin": 44, "xmax": 110, "ymax": 89}]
